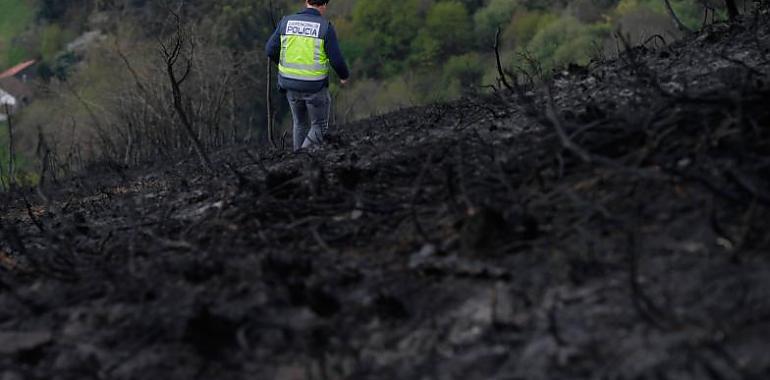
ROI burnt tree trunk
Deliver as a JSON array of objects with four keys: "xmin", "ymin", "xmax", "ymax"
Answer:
[
  {"xmin": 4, "ymin": 103, "xmax": 15, "ymax": 189},
  {"xmin": 494, "ymin": 27, "xmax": 513, "ymax": 93},
  {"xmin": 266, "ymin": 0, "xmax": 277, "ymax": 148},
  {"xmin": 266, "ymin": 58, "xmax": 276, "ymax": 148},
  {"xmin": 725, "ymin": 0, "xmax": 740, "ymax": 21},
  {"xmin": 0, "ymin": 120, "xmax": 5, "ymax": 190},
  {"xmin": 664, "ymin": 0, "xmax": 692, "ymax": 34},
  {"xmin": 161, "ymin": 12, "xmax": 214, "ymax": 173}
]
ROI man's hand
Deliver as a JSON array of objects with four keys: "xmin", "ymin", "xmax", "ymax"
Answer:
[{"xmin": 340, "ymin": 78, "xmax": 349, "ymax": 86}]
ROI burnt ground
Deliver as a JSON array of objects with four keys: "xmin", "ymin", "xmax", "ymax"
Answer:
[{"xmin": 2, "ymin": 11, "xmax": 770, "ymax": 380}]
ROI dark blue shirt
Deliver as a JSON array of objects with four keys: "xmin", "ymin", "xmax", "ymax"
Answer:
[{"xmin": 265, "ymin": 8, "xmax": 350, "ymax": 92}]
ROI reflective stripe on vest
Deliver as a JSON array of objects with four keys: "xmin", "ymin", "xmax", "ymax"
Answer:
[{"xmin": 279, "ymin": 30, "xmax": 329, "ymax": 81}]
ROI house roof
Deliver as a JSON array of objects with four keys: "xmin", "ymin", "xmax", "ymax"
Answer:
[
  {"xmin": 0, "ymin": 60, "xmax": 36, "ymax": 79},
  {"xmin": 0, "ymin": 77, "xmax": 33, "ymax": 101}
]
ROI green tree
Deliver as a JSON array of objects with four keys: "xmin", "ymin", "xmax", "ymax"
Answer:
[
  {"xmin": 425, "ymin": 1, "xmax": 472, "ymax": 55},
  {"xmin": 526, "ymin": 16, "xmax": 607, "ymax": 69},
  {"xmin": 39, "ymin": 24, "xmax": 76, "ymax": 61},
  {"xmin": 204, "ymin": 1, "xmax": 278, "ymax": 49},
  {"xmin": 503, "ymin": 10, "xmax": 558, "ymax": 49},
  {"xmin": 37, "ymin": 0, "xmax": 73, "ymax": 21},
  {"xmin": 443, "ymin": 52, "xmax": 484, "ymax": 95},
  {"xmin": 613, "ymin": 0, "xmax": 701, "ymax": 29},
  {"xmin": 409, "ymin": 30, "xmax": 442, "ymax": 66},
  {"xmin": 350, "ymin": 0, "xmax": 421, "ymax": 76},
  {"xmin": 474, "ymin": 0, "xmax": 519, "ymax": 47},
  {"xmin": 0, "ymin": 0, "xmax": 35, "ymax": 67}
]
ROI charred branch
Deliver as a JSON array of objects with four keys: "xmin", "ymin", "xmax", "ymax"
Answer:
[
  {"xmin": 664, "ymin": 0, "xmax": 693, "ymax": 34},
  {"xmin": 725, "ymin": 0, "xmax": 740, "ymax": 21},
  {"xmin": 266, "ymin": 58, "xmax": 277, "ymax": 148},
  {"xmin": 494, "ymin": 27, "xmax": 514, "ymax": 93},
  {"xmin": 4, "ymin": 103, "xmax": 15, "ymax": 189},
  {"xmin": 160, "ymin": 9, "xmax": 214, "ymax": 173}
]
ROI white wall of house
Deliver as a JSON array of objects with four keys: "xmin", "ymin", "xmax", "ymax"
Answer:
[
  {"xmin": 0, "ymin": 90, "xmax": 15, "ymax": 106},
  {"xmin": 0, "ymin": 89, "xmax": 16, "ymax": 121}
]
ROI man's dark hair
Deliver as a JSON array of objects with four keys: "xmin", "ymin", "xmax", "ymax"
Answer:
[{"xmin": 308, "ymin": 0, "xmax": 329, "ymax": 5}]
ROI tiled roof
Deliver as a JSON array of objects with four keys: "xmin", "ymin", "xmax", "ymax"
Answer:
[
  {"xmin": 0, "ymin": 77, "xmax": 33, "ymax": 100},
  {"xmin": 0, "ymin": 60, "xmax": 36, "ymax": 79}
]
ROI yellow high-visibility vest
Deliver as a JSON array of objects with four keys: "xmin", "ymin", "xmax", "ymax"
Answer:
[{"xmin": 279, "ymin": 17, "xmax": 330, "ymax": 81}]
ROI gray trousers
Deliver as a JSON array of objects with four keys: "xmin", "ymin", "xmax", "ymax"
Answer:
[{"xmin": 287, "ymin": 88, "xmax": 330, "ymax": 152}]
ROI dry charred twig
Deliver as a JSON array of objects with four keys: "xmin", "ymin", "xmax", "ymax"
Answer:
[
  {"xmin": 35, "ymin": 128, "xmax": 52, "ymax": 206},
  {"xmin": 627, "ymin": 231, "xmax": 670, "ymax": 330},
  {"xmin": 0, "ymin": 151, "xmax": 5, "ymax": 191},
  {"xmin": 0, "ymin": 223, "xmax": 26, "ymax": 259},
  {"xmin": 22, "ymin": 196, "xmax": 45, "ymax": 234},
  {"xmin": 160, "ymin": 8, "xmax": 214, "ymax": 173},
  {"xmin": 225, "ymin": 162, "xmax": 251, "ymax": 190},
  {"xmin": 545, "ymin": 89, "xmax": 592, "ymax": 164},
  {"xmin": 725, "ymin": 0, "xmax": 740, "ymax": 21},
  {"xmin": 717, "ymin": 53, "xmax": 765, "ymax": 77},
  {"xmin": 642, "ymin": 34, "xmax": 668, "ymax": 49},
  {"xmin": 0, "ymin": 276, "xmax": 45, "ymax": 313},
  {"xmin": 494, "ymin": 27, "xmax": 513, "ymax": 93},
  {"xmin": 312, "ymin": 226, "xmax": 335, "ymax": 254},
  {"xmin": 241, "ymin": 149, "xmax": 264, "ymax": 170},
  {"xmin": 726, "ymin": 167, "xmax": 770, "ymax": 206},
  {"xmin": 545, "ymin": 292, "xmax": 568, "ymax": 346},
  {"xmin": 4, "ymin": 103, "xmax": 15, "ymax": 189},
  {"xmin": 664, "ymin": 0, "xmax": 693, "ymax": 34},
  {"xmin": 701, "ymin": 3, "xmax": 717, "ymax": 28},
  {"xmin": 265, "ymin": 0, "xmax": 278, "ymax": 148},
  {"xmin": 453, "ymin": 143, "xmax": 474, "ymax": 210},
  {"xmin": 266, "ymin": 59, "xmax": 277, "ymax": 148},
  {"xmin": 410, "ymin": 153, "xmax": 437, "ymax": 242}
]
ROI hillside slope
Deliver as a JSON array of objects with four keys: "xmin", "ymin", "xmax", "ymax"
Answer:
[{"xmin": 1, "ymin": 10, "xmax": 770, "ymax": 380}]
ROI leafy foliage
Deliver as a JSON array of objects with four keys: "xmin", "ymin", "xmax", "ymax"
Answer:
[
  {"xmin": 527, "ymin": 17, "xmax": 611, "ymax": 67},
  {"xmin": 474, "ymin": 0, "xmax": 520, "ymax": 47},
  {"xmin": 349, "ymin": 0, "xmax": 421, "ymax": 76},
  {"xmin": 425, "ymin": 1, "xmax": 473, "ymax": 55},
  {"xmin": 503, "ymin": 10, "xmax": 558, "ymax": 49},
  {"xmin": 443, "ymin": 52, "xmax": 485, "ymax": 94},
  {"xmin": 0, "ymin": 0, "xmax": 35, "ymax": 67}
]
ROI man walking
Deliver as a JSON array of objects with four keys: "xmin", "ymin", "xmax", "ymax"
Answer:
[{"xmin": 265, "ymin": 0, "xmax": 350, "ymax": 152}]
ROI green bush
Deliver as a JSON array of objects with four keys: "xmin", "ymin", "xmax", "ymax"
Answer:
[
  {"xmin": 0, "ymin": 120, "xmax": 37, "ymax": 189},
  {"xmin": 473, "ymin": 0, "xmax": 520, "ymax": 47},
  {"xmin": 525, "ymin": 16, "xmax": 608, "ymax": 69},
  {"xmin": 442, "ymin": 52, "xmax": 485, "ymax": 93},
  {"xmin": 374, "ymin": 75, "xmax": 415, "ymax": 111},
  {"xmin": 37, "ymin": 0, "xmax": 70, "ymax": 21},
  {"xmin": 503, "ymin": 10, "xmax": 558, "ymax": 49},
  {"xmin": 0, "ymin": 0, "xmax": 35, "ymax": 67},
  {"xmin": 409, "ymin": 30, "xmax": 442, "ymax": 67},
  {"xmin": 350, "ymin": 0, "xmax": 421, "ymax": 76},
  {"xmin": 50, "ymin": 51, "xmax": 78, "ymax": 80},
  {"xmin": 39, "ymin": 24, "xmax": 76, "ymax": 61},
  {"xmin": 6, "ymin": 45, "xmax": 30, "ymax": 67},
  {"xmin": 614, "ymin": 0, "xmax": 702, "ymax": 29},
  {"xmin": 425, "ymin": 1, "xmax": 473, "ymax": 55}
]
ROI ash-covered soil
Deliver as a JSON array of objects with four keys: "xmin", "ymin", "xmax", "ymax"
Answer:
[{"xmin": 2, "ymin": 11, "xmax": 770, "ymax": 380}]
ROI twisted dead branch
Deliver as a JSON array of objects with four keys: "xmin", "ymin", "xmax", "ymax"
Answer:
[
  {"xmin": 494, "ymin": 27, "xmax": 513, "ymax": 93},
  {"xmin": 160, "ymin": 9, "xmax": 214, "ymax": 173},
  {"xmin": 664, "ymin": 0, "xmax": 693, "ymax": 34},
  {"xmin": 4, "ymin": 103, "xmax": 15, "ymax": 189}
]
